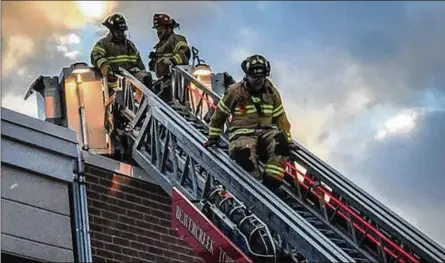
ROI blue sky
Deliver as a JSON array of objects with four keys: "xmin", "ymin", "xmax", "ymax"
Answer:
[{"xmin": 2, "ymin": 1, "xmax": 445, "ymax": 246}]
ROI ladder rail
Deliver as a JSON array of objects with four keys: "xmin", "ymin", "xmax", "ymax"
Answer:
[
  {"xmin": 293, "ymin": 147, "xmax": 445, "ymax": 262},
  {"xmin": 149, "ymin": 107, "xmax": 352, "ymax": 262},
  {"xmin": 167, "ymin": 72, "xmax": 377, "ymax": 262},
  {"xmin": 171, "ymin": 65, "xmax": 445, "ymax": 262},
  {"xmin": 116, "ymin": 67, "xmax": 358, "ymax": 262}
]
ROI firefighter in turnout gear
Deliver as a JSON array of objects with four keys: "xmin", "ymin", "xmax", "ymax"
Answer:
[
  {"xmin": 90, "ymin": 13, "xmax": 151, "ymax": 160},
  {"xmin": 91, "ymin": 13, "xmax": 151, "ymax": 93},
  {"xmin": 203, "ymin": 55, "xmax": 298, "ymax": 192},
  {"xmin": 148, "ymin": 13, "xmax": 191, "ymax": 103}
]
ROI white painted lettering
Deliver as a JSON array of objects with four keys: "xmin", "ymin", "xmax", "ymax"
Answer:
[
  {"xmin": 219, "ymin": 248, "xmax": 235, "ymax": 263},
  {"xmin": 175, "ymin": 204, "xmax": 217, "ymax": 256}
]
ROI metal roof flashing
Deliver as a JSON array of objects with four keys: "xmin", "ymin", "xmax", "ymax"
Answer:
[{"xmin": 1, "ymin": 107, "xmax": 78, "ymax": 182}]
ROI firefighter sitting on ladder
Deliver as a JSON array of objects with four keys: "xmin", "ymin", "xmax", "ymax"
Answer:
[
  {"xmin": 204, "ymin": 54, "xmax": 299, "ymax": 193},
  {"xmin": 90, "ymin": 13, "xmax": 151, "ymax": 159},
  {"xmin": 148, "ymin": 13, "xmax": 191, "ymax": 104}
]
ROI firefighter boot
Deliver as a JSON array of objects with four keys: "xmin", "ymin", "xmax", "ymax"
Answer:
[
  {"xmin": 230, "ymin": 147, "xmax": 262, "ymax": 180},
  {"xmin": 263, "ymin": 174, "xmax": 286, "ymax": 199},
  {"xmin": 229, "ymin": 136, "xmax": 261, "ymax": 180}
]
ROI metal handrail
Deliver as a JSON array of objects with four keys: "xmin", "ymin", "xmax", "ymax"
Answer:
[
  {"xmin": 113, "ymin": 66, "xmax": 355, "ymax": 262},
  {"xmin": 170, "ymin": 66, "xmax": 445, "ymax": 263}
]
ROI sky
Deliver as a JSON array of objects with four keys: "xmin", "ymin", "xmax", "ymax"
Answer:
[{"xmin": 2, "ymin": 1, "xmax": 445, "ymax": 247}]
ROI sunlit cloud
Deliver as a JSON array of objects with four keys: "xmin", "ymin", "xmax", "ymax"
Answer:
[
  {"xmin": 375, "ymin": 109, "xmax": 422, "ymax": 140},
  {"xmin": 76, "ymin": 1, "xmax": 108, "ymax": 19},
  {"xmin": 1, "ymin": 93, "xmax": 38, "ymax": 118},
  {"xmin": 2, "ymin": 36, "xmax": 34, "ymax": 75},
  {"xmin": 55, "ymin": 33, "xmax": 81, "ymax": 60}
]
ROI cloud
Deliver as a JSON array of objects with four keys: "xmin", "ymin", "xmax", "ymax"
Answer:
[
  {"xmin": 1, "ymin": 1, "xmax": 117, "ymax": 98},
  {"xmin": 228, "ymin": 27, "xmax": 259, "ymax": 63},
  {"xmin": 375, "ymin": 108, "xmax": 423, "ymax": 141},
  {"xmin": 1, "ymin": 1, "xmax": 444, "ymax": 246},
  {"xmin": 348, "ymin": 110, "xmax": 445, "ymax": 246},
  {"xmin": 55, "ymin": 33, "xmax": 82, "ymax": 60},
  {"xmin": 2, "ymin": 36, "xmax": 35, "ymax": 75},
  {"xmin": 343, "ymin": 3, "xmax": 445, "ymax": 106},
  {"xmin": 112, "ymin": 1, "xmax": 219, "ymax": 44},
  {"xmin": 260, "ymin": 3, "xmax": 445, "ymax": 245},
  {"xmin": 1, "ymin": 93, "xmax": 39, "ymax": 118},
  {"xmin": 0, "ymin": 1, "xmax": 217, "ymax": 115},
  {"xmin": 1, "ymin": 1, "xmax": 117, "ymax": 37}
]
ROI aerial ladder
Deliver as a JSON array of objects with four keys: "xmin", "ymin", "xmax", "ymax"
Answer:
[{"xmin": 25, "ymin": 56, "xmax": 445, "ymax": 263}]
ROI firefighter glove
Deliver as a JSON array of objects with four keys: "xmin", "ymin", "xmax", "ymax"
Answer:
[
  {"xmin": 288, "ymin": 142, "xmax": 300, "ymax": 151},
  {"xmin": 163, "ymin": 58, "xmax": 175, "ymax": 66},
  {"xmin": 100, "ymin": 64, "xmax": 111, "ymax": 76},
  {"xmin": 130, "ymin": 67, "xmax": 141, "ymax": 73},
  {"xmin": 148, "ymin": 59, "xmax": 155, "ymax": 72},
  {"xmin": 203, "ymin": 137, "xmax": 219, "ymax": 148},
  {"xmin": 148, "ymin": 51, "xmax": 156, "ymax": 59}
]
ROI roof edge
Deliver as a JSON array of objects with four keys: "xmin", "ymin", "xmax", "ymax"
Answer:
[{"xmin": 82, "ymin": 151, "xmax": 158, "ymax": 186}]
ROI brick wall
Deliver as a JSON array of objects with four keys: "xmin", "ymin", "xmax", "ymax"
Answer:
[{"xmin": 85, "ymin": 165, "xmax": 204, "ymax": 263}]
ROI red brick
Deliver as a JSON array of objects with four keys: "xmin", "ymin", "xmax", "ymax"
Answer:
[
  {"xmin": 101, "ymin": 210, "xmax": 119, "ymax": 221},
  {"xmin": 150, "ymin": 208, "xmax": 170, "ymax": 219},
  {"xmin": 92, "ymin": 255, "xmax": 107, "ymax": 263},
  {"xmin": 86, "ymin": 165, "xmax": 204, "ymax": 263},
  {"xmin": 118, "ymin": 214, "xmax": 135, "ymax": 225},
  {"xmin": 113, "ymin": 253, "xmax": 132, "ymax": 262},
  {"xmin": 87, "ymin": 190, "xmax": 100, "ymax": 200},
  {"xmin": 91, "ymin": 200, "xmax": 110, "ymax": 210},
  {"xmin": 127, "ymin": 209, "xmax": 144, "ymax": 220},
  {"xmin": 105, "ymin": 188, "xmax": 126, "ymax": 200},
  {"xmin": 99, "ymin": 194, "xmax": 118, "ymax": 205},
  {"xmin": 92, "ymin": 232, "xmax": 113, "ymax": 243},
  {"xmin": 117, "ymin": 199, "xmax": 134, "ymax": 210},
  {"xmin": 90, "ymin": 239, "xmax": 104, "ymax": 249},
  {"xmin": 163, "ymin": 249, "xmax": 180, "ymax": 260},
  {"xmin": 113, "ymin": 236, "xmax": 130, "ymax": 247},
  {"xmin": 116, "ymin": 230, "xmax": 138, "ymax": 242},
  {"xmin": 125, "ymin": 193, "xmax": 143, "ymax": 204},
  {"xmin": 103, "ymin": 242, "xmax": 122, "ymax": 253},
  {"xmin": 122, "ymin": 247, "xmax": 139, "ymax": 257},
  {"xmin": 138, "ymin": 251, "xmax": 156, "ymax": 261},
  {"xmin": 130, "ymin": 240, "xmax": 147, "ymax": 251},
  {"xmin": 108, "ymin": 203, "xmax": 126, "ymax": 214},
  {"xmin": 95, "ymin": 248, "xmax": 114, "ymax": 259},
  {"xmin": 147, "ymin": 246, "xmax": 163, "ymax": 255},
  {"xmin": 90, "ymin": 183, "xmax": 108, "ymax": 194},
  {"xmin": 136, "ymin": 235, "xmax": 155, "ymax": 246},
  {"xmin": 88, "ymin": 207, "xmax": 101, "ymax": 216}
]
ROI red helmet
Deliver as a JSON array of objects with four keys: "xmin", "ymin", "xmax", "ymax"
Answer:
[{"xmin": 152, "ymin": 13, "xmax": 180, "ymax": 29}]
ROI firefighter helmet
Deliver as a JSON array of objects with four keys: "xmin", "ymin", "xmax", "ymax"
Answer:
[
  {"xmin": 101, "ymin": 13, "xmax": 128, "ymax": 31},
  {"xmin": 241, "ymin": 54, "xmax": 271, "ymax": 77},
  {"xmin": 152, "ymin": 13, "xmax": 180, "ymax": 29}
]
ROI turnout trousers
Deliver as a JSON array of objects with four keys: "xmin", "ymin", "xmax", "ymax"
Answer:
[
  {"xmin": 152, "ymin": 76, "xmax": 173, "ymax": 103},
  {"xmin": 228, "ymin": 129, "xmax": 289, "ymax": 185}
]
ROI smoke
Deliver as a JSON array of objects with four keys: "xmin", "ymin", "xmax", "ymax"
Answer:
[
  {"xmin": 2, "ymin": 36, "xmax": 35, "ymax": 75},
  {"xmin": 1, "ymin": 1, "xmax": 117, "ymax": 37},
  {"xmin": 1, "ymin": 1, "xmax": 117, "ymax": 76},
  {"xmin": 0, "ymin": 0, "xmax": 217, "ymax": 108}
]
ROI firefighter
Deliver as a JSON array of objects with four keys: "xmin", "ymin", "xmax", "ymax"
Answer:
[
  {"xmin": 148, "ymin": 13, "xmax": 191, "ymax": 103},
  {"xmin": 90, "ymin": 13, "xmax": 150, "ymax": 160},
  {"xmin": 203, "ymin": 54, "xmax": 299, "ymax": 193},
  {"xmin": 91, "ymin": 13, "xmax": 151, "ymax": 93}
]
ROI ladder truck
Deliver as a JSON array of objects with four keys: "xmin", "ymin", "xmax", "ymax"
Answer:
[{"xmin": 24, "ymin": 57, "xmax": 445, "ymax": 263}]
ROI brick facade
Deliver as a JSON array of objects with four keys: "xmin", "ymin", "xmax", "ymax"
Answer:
[{"xmin": 85, "ymin": 165, "xmax": 204, "ymax": 263}]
